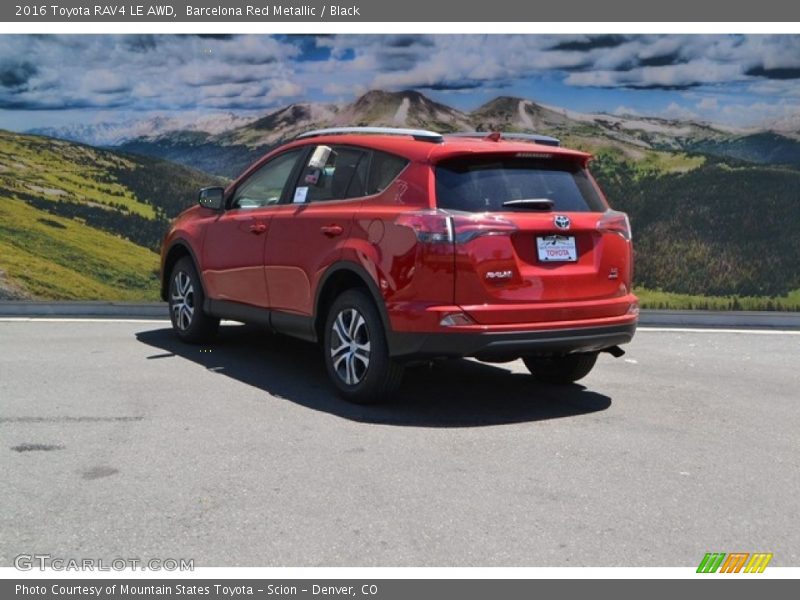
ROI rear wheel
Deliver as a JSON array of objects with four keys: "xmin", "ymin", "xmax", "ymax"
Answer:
[
  {"xmin": 323, "ymin": 289, "xmax": 403, "ymax": 404},
  {"xmin": 523, "ymin": 352, "xmax": 598, "ymax": 384},
  {"xmin": 168, "ymin": 256, "xmax": 219, "ymax": 343}
]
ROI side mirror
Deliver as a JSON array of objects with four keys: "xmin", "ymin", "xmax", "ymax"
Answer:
[{"xmin": 198, "ymin": 186, "xmax": 224, "ymax": 210}]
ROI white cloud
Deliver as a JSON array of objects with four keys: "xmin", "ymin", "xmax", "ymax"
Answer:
[
  {"xmin": 0, "ymin": 35, "xmax": 303, "ymax": 112},
  {"xmin": 663, "ymin": 102, "xmax": 700, "ymax": 121},
  {"xmin": 696, "ymin": 97, "xmax": 719, "ymax": 112},
  {"xmin": 566, "ymin": 60, "xmax": 745, "ymax": 90},
  {"xmin": 2, "ymin": 34, "xmax": 800, "ymax": 130}
]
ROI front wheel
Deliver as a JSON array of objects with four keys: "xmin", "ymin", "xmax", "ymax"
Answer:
[
  {"xmin": 323, "ymin": 289, "xmax": 403, "ymax": 404},
  {"xmin": 168, "ymin": 256, "xmax": 219, "ymax": 343},
  {"xmin": 523, "ymin": 352, "xmax": 598, "ymax": 384}
]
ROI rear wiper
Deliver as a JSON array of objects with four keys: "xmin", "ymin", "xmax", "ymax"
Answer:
[{"xmin": 501, "ymin": 198, "xmax": 554, "ymax": 210}]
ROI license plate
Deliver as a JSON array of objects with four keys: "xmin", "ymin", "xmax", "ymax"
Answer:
[{"xmin": 537, "ymin": 235, "xmax": 577, "ymax": 262}]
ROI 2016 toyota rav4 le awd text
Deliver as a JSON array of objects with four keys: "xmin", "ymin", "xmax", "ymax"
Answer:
[{"xmin": 160, "ymin": 127, "xmax": 638, "ymax": 403}]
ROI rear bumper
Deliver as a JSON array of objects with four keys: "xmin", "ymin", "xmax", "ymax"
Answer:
[{"xmin": 387, "ymin": 319, "xmax": 637, "ymax": 360}]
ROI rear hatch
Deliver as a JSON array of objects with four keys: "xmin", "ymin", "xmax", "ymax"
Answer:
[{"xmin": 435, "ymin": 152, "xmax": 633, "ymax": 324}]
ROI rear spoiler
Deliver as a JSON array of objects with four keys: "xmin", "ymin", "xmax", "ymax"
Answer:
[{"xmin": 446, "ymin": 131, "xmax": 561, "ymax": 147}]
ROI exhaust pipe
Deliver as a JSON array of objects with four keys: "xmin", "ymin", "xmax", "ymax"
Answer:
[{"xmin": 604, "ymin": 345, "xmax": 625, "ymax": 358}]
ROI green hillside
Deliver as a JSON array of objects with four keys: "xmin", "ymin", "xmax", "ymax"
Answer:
[
  {"xmin": 0, "ymin": 197, "xmax": 159, "ymax": 300},
  {"xmin": 592, "ymin": 153, "xmax": 800, "ymax": 299},
  {"xmin": 0, "ymin": 131, "xmax": 218, "ymax": 300},
  {"xmin": 0, "ymin": 133, "xmax": 154, "ymax": 217},
  {"xmin": 688, "ymin": 132, "xmax": 800, "ymax": 167},
  {"xmin": 119, "ymin": 136, "xmax": 262, "ymax": 180}
]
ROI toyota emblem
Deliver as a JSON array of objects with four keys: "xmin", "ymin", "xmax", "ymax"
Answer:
[{"xmin": 554, "ymin": 215, "xmax": 571, "ymax": 230}]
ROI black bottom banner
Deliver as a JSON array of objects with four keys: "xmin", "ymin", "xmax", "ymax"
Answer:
[{"xmin": 2, "ymin": 579, "xmax": 788, "ymax": 600}]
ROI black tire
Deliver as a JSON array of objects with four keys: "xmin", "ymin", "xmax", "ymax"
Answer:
[
  {"xmin": 168, "ymin": 256, "xmax": 219, "ymax": 344},
  {"xmin": 523, "ymin": 352, "xmax": 598, "ymax": 384},
  {"xmin": 323, "ymin": 289, "xmax": 404, "ymax": 404}
]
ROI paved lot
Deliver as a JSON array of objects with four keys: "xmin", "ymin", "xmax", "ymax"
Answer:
[{"xmin": 0, "ymin": 320, "xmax": 798, "ymax": 567}]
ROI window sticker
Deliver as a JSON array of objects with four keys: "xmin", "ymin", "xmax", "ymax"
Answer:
[{"xmin": 293, "ymin": 186, "xmax": 309, "ymax": 203}]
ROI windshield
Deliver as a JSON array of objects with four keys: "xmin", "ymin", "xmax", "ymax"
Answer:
[{"xmin": 435, "ymin": 156, "xmax": 606, "ymax": 213}]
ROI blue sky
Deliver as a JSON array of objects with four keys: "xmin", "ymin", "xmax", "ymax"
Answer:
[{"xmin": 1, "ymin": 34, "xmax": 799, "ymax": 132}]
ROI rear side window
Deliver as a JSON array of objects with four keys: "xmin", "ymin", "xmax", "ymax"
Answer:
[
  {"xmin": 366, "ymin": 151, "xmax": 409, "ymax": 195},
  {"xmin": 296, "ymin": 145, "xmax": 368, "ymax": 203},
  {"xmin": 435, "ymin": 156, "xmax": 605, "ymax": 213}
]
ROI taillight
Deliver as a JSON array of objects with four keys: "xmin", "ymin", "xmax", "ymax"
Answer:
[
  {"xmin": 597, "ymin": 210, "xmax": 632, "ymax": 241},
  {"xmin": 394, "ymin": 210, "xmax": 453, "ymax": 244},
  {"xmin": 395, "ymin": 210, "xmax": 518, "ymax": 244}
]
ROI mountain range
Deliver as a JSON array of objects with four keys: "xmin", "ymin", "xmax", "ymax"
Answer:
[
  {"xmin": 28, "ymin": 90, "xmax": 800, "ymax": 179},
  {"xmin": 29, "ymin": 112, "xmax": 259, "ymax": 147}
]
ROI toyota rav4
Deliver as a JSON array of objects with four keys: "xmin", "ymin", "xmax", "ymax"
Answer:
[{"xmin": 161, "ymin": 127, "xmax": 638, "ymax": 403}]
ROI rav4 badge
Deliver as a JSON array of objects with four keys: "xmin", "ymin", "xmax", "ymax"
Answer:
[{"xmin": 486, "ymin": 270, "xmax": 513, "ymax": 280}]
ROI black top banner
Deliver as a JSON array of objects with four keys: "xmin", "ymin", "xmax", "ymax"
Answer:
[{"xmin": 3, "ymin": 0, "xmax": 800, "ymax": 22}]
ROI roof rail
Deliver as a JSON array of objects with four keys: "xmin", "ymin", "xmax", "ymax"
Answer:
[
  {"xmin": 296, "ymin": 126, "xmax": 444, "ymax": 143},
  {"xmin": 447, "ymin": 131, "xmax": 560, "ymax": 147}
]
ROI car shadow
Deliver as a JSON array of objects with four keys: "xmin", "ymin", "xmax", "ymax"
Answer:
[{"xmin": 136, "ymin": 324, "xmax": 612, "ymax": 428}]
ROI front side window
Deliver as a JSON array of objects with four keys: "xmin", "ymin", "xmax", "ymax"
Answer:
[
  {"xmin": 232, "ymin": 149, "xmax": 303, "ymax": 209},
  {"xmin": 293, "ymin": 145, "xmax": 369, "ymax": 203}
]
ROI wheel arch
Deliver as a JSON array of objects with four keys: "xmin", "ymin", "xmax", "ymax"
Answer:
[
  {"xmin": 314, "ymin": 262, "xmax": 392, "ymax": 344},
  {"xmin": 161, "ymin": 240, "xmax": 205, "ymax": 301}
]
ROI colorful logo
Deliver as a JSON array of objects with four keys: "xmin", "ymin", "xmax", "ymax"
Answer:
[{"xmin": 697, "ymin": 552, "xmax": 773, "ymax": 573}]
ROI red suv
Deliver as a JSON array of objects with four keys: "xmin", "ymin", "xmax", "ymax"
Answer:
[{"xmin": 161, "ymin": 127, "xmax": 637, "ymax": 403}]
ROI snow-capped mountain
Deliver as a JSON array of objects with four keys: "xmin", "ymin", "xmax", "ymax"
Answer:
[{"xmin": 28, "ymin": 112, "xmax": 259, "ymax": 147}]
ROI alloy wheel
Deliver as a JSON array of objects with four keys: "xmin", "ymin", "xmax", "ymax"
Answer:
[
  {"xmin": 171, "ymin": 271, "xmax": 195, "ymax": 331},
  {"xmin": 329, "ymin": 307, "xmax": 371, "ymax": 385}
]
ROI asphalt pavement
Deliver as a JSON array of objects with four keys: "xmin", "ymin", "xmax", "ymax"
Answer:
[{"xmin": 0, "ymin": 319, "xmax": 798, "ymax": 567}]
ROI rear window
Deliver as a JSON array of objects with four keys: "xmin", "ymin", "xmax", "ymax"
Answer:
[{"xmin": 435, "ymin": 156, "xmax": 605, "ymax": 213}]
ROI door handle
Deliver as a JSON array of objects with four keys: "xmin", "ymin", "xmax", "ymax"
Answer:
[
  {"xmin": 249, "ymin": 223, "xmax": 268, "ymax": 235},
  {"xmin": 320, "ymin": 224, "xmax": 344, "ymax": 237}
]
